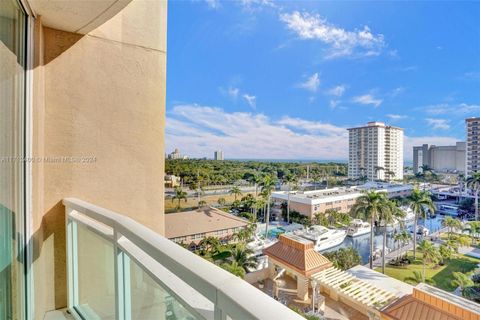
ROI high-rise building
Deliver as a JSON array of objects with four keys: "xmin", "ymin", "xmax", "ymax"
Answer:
[
  {"xmin": 214, "ymin": 150, "xmax": 224, "ymax": 160},
  {"xmin": 467, "ymin": 117, "xmax": 480, "ymax": 176},
  {"xmin": 413, "ymin": 142, "xmax": 466, "ymax": 174},
  {"xmin": 167, "ymin": 148, "xmax": 182, "ymax": 159},
  {"xmin": 348, "ymin": 122, "xmax": 404, "ymax": 181}
]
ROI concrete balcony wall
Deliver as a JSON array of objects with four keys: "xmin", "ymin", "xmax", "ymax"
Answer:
[{"xmin": 29, "ymin": 0, "xmax": 167, "ymax": 317}]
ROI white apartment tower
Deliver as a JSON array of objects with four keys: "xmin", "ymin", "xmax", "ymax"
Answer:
[
  {"xmin": 214, "ymin": 150, "xmax": 224, "ymax": 160},
  {"xmin": 466, "ymin": 117, "xmax": 480, "ymax": 176},
  {"xmin": 348, "ymin": 122, "xmax": 404, "ymax": 181}
]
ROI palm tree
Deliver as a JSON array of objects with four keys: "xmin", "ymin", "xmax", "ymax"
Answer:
[
  {"xmin": 374, "ymin": 166, "xmax": 385, "ymax": 181},
  {"xmin": 458, "ymin": 173, "xmax": 466, "ymax": 201},
  {"xmin": 352, "ymin": 191, "xmax": 391, "ymax": 269},
  {"xmin": 378, "ymin": 203, "xmax": 395, "ymax": 273},
  {"xmin": 393, "ymin": 230, "xmax": 411, "ymax": 260},
  {"xmin": 405, "ymin": 270, "xmax": 435, "ymax": 285},
  {"xmin": 467, "ymin": 221, "xmax": 480, "ymax": 245},
  {"xmin": 378, "ymin": 201, "xmax": 405, "ymax": 273},
  {"xmin": 217, "ymin": 197, "xmax": 226, "ymax": 207},
  {"xmin": 229, "ymin": 244, "xmax": 258, "ymax": 271},
  {"xmin": 229, "ymin": 186, "xmax": 243, "ymax": 201},
  {"xmin": 172, "ymin": 187, "xmax": 188, "ymax": 211},
  {"xmin": 467, "ymin": 172, "xmax": 480, "ymax": 221},
  {"xmin": 260, "ymin": 175, "xmax": 276, "ymax": 238},
  {"xmin": 386, "ymin": 170, "xmax": 396, "ymax": 182},
  {"xmin": 418, "ymin": 240, "xmax": 440, "ymax": 283},
  {"xmin": 359, "ymin": 167, "xmax": 366, "ymax": 183},
  {"xmin": 442, "ymin": 216, "xmax": 462, "ymax": 240},
  {"xmin": 198, "ymin": 236, "xmax": 221, "ymax": 256},
  {"xmin": 249, "ymin": 174, "xmax": 263, "ymax": 217},
  {"xmin": 284, "ymin": 173, "xmax": 297, "ymax": 224},
  {"xmin": 406, "ymin": 188, "xmax": 435, "ymax": 259},
  {"xmin": 420, "ymin": 165, "xmax": 432, "ymax": 190},
  {"xmin": 221, "ymin": 261, "xmax": 246, "ymax": 278},
  {"xmin": 451, "ymin": 272, "xmax": 474, "ymax": 296}
]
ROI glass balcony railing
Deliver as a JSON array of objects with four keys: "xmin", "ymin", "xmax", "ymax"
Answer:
[{"xmin": 64, "ymin": 198, "xmax": 303, "ymax": 320}]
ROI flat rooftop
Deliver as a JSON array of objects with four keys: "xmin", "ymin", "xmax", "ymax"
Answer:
[
  {"xmin": 272, "ymin": 183, "xmax": 413, "ymax": 204},
  {"xmin": 346, "ymin": 265, "xmax": 413, "ymax": 298},
  {"xmin": 165, "ymin": 207, "xmax": 248, "ymax": 238}
]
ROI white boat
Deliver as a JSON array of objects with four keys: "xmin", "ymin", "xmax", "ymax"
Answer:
[
  {"xmin": 399, "ymin": 207, "xmax": 415, "ymax": 224},
  {"xmin": 247, "ymin": 237, "xmax": 277, "ymax": 256},
  {"xmin": 293, "ymin": 225, "xmax": 347, "ymax": 251},
  {"xmin": 416, "ymin": 225, "xmax": 429, "ymax": 236},
  {"xmin": 379, "ymin": 218, "xmax": 400, "ymax": 232},
  {"xmin": 347, "ymin": 219, "xmax": 371, "ymax": 237},
  {"xmin": 247, "ymin": 255, "xmax": 269, "ymax": 272}
]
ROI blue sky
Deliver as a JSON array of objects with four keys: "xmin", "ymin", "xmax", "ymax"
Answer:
[{"xmin": 166, "ymin": 0, "xmax": 480, "ymax": 160}]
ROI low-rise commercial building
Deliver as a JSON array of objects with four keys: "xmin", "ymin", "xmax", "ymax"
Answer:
[
  {"xmin": 165, "ymin": 207, "xmax": 249, "ymax": 249},
  {"xmin": 413, "ymin": 142, "xmax": 466, "ymax": 173},
  {"xmin": 271, "ymin": 182, "xmax": 413, "ymax": 219}
]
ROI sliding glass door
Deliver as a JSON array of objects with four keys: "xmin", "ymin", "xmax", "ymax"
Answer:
[{"xmin": 0, "ymin": 0, "xmax": 26, "ymax": 319}]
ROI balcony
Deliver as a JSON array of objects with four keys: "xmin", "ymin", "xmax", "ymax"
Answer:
[{"xmin": 63, "ymin": 198, "xmax": 303, "ymax": 320}]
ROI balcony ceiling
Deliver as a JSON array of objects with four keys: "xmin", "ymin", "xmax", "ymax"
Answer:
[{"xmin": 28, "ymin": 0, "xmax": 132, "ymax": 34}]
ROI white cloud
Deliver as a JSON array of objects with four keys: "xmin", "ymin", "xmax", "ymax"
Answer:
[
  {"xmin": 166, "ymin": 104, "xmax": 348, "ymax": 159},
  {"xmin": 297, "ymin": 73, "xmax": 320, "ymax": 92},
  {"xmin": 227, "ymin": 87, "xmax": 239, "ymax": 99},
  {"xmin": 424, "ymin": 103, "xmax": 480, "ymax": 115},
  {"xmin": 204, "ymin": 0, "xmax": 220, "ymax": 9},
  {"xmin": 387, "ymin": 114, "xmax": 408, "ymax": 121},
  {"xmin": 280, "ymin": 11, "xmax": 385, "ymax": 58},
  {"xmin": 389, "ymin": 87, "xmax": 405, "ymax": 97},
  {"xmin": 240, "ymin": 0, "xmax": 276, "ymax": 10},
  {"xmin": 167, "ymin": 104, "xmax": 460, "ymax": 161},
  {"xmin": 278, "ymin": 116, "xmax": 347, "ymax": 135},
  {"xmin": 329, "ymin": 100, "xmax": 339, "ymax": 109},
  {"xmin": 352, "ymin": 94, "xmax": 382, "ymax": 107},
  {"xmin": 327, "ymin": 85, "xmax": 346, "ymax": 97},
  {"xmin": 243, "ymin": 94, "xmax": 257, "ymax": 108},
  {"xmin": 426, "ymin": 118, "xmax": 450, "ymax": 130}
]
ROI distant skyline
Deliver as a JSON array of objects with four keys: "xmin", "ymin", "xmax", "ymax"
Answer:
[{"xmin": 166, "ymin": 1, "xmax": 480, "ymax": 160}]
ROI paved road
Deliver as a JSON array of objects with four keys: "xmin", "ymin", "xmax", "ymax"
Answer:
[{"xmin": 366, "ymin": 227, "xmax": 449, "ymax": 268}]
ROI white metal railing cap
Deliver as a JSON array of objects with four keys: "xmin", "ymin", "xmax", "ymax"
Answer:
[{"xmin": 63, "ymin": 198, "xmax": 304, "ymax": 320}]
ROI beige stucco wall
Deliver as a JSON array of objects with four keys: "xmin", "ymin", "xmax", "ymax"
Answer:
[{"xmin": 31, "ymin": 0, "xmax": 167, "ymax": 316}]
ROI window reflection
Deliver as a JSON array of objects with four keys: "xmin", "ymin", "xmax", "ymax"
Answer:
[{"xmin": 0, "ymin": 0, "xmax": 26, "ymax": 319}]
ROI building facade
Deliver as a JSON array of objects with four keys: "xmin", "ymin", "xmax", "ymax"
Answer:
[
  {"xmin": 467, "ymin": 117, "xmax": 480, "ymax": 176},
  {"xmin": 413, "ymin": 142, "xmax": 466, "ymax": 173},
  {"xmin": 214, "ymin": 150, "xmax": 224, "ymax": 160},
  {"xmin": 167, "ymin": 148, "xmax": 183, "ymax": 160},
  {"xmin": 348, "ymin": 122, "xmax": 404, "ymax": 181},
  {"xmin": 272, "ymin": 182, "xmax": 413, "ymax": 218}
]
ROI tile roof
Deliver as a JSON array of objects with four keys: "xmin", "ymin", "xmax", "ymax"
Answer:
[
  {"xmin": 382, "ymin": 295, "xmax": 463, "ymax": 320},
  {"xmin": 263, "ymin": 234, "xmax": 332, "ymax": 276},
  {"xmin": 165, "ymin": 207, "xmax": 249, "ymax": 238},
  {"xmin": 382, "ymin": 285, "xmax": 480, "ymax": 320}
]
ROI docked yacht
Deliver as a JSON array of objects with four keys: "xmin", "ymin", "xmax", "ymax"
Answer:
[
  {"xmin": 247, "ymin": 237, "xmax": 277, "ymax": 256},
  {"xmin": 378, "ymin": 218, "xmax": 400, "ymax": 232},
  {"xmin": 399, "ymin": 207, "xmax": 416, "ymax": 224},
  {"xmin": 294, "ymin": 225, "xmax": 347, "ymax": 251},
  {"xmin": 416, "ymin": 225, "xmax": 429, "ymax": 236},
  {"xmin": 347, "ymin": 219, "xmax": 371, "ymax": 237}
]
